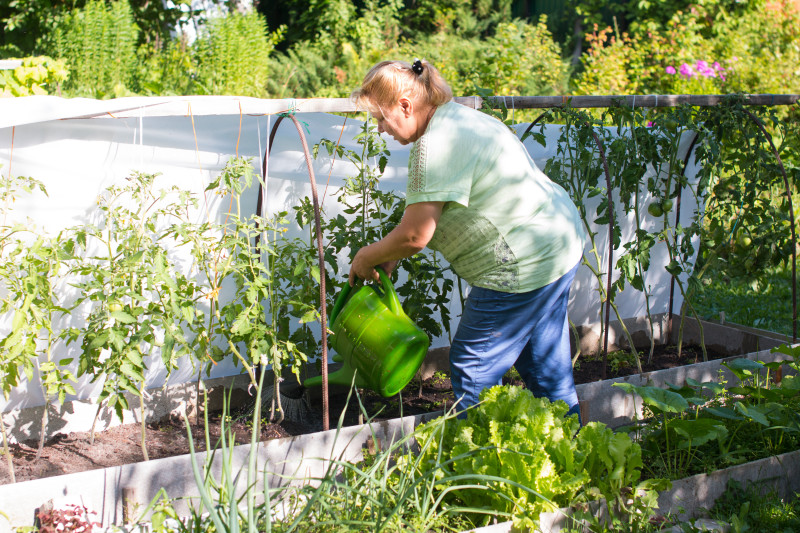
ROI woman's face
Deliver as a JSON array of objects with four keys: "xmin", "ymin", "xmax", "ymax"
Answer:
[{"xmin": 371, "ymin": 98, "xmax": 422, "ymax": 146}]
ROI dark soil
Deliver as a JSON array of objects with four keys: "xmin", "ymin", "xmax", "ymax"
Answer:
[{"xmin": 0, "ymin": 344, "xmax": 727, "ymax": 486}]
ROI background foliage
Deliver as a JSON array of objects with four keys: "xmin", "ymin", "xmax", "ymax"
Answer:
[
  {"xmin": 2, "ymin": 0, "xmax": 798, "ymax": 99},
  {"xmin": 48, "ymin": 0, "xmax": 139, "ymax": 97}
]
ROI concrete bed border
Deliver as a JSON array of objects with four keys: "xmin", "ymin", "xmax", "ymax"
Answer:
[{"xmin": 0, "ymin": 411, "xmax": 441, "ymax": 530}]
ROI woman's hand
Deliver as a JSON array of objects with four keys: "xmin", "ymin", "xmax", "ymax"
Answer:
[
  {"xmin": 347, "ymin": 201, "xmax": 443, "ymax": 286},
  {"xmin": 379, "ymin": 260, "xmax": 400, "ymax": 277},
  {"xmin": 349, "ymin": 246, "xmax": 381, "ymax": 285},
  {"xmin": 349, "ymin": 254, "xmax": 400, "ymax": 286}
]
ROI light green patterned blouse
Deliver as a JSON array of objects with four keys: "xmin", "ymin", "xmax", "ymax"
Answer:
[{"xmin": 406, "ymin": 101, "xmax": 585, "ymax": 293}]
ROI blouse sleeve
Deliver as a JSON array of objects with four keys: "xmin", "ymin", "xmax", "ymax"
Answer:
[{"xmin": 404, "ymin": 107, "xmax": 475, "ymax": 206}]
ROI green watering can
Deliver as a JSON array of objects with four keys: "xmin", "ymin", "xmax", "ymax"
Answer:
[{"xmin": 304, "ymin": 267, "xmax": 430, "ymax": 398}]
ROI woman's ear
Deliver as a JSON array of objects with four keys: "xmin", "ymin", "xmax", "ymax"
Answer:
[{"xmin": 398, "ymin": 97, "xmax": 413, "ymax": 117}]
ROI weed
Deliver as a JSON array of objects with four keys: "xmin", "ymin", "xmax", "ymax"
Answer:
[
  {"xmin": 34, "ymin": 503, "xmax": 100, "ymax": 533},
  {"xmin": 708, "ymin": 480, "xmax": 800, "ymax": 532}
]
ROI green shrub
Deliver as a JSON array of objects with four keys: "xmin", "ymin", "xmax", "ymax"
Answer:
[
  {"xmin": 572, "ymin": 0, "xmax": 800, "ymax": 96},
  {"xmin": 571, "ymin": 18, "xmax": 719, "ymax": 95},
  {"xmin": 400, "ymin": 0, "xmax": 514, "ymax": 38},
  {"xmin": 192, "ymin": 10, "xmax": 282, "ymax": 97},
  {"xmin": 264, "ymin": 7, "xmax": 567, "ymax": 100},
  {"xmin": 0, "ymin": 56, "xmax": 69, "ymax": 96},
  {"xmin": 476, "ymin": 18, "xmax": 569, "ymax": 96},
  {"xmin": 397, "ymin": 32, "xmax": 484, "ymax": 96},
  {"xmin": 714, "ymin": 0, "xmax": 800, "ymax": 94},
  {"xmin": 266, "ymin": 35, "xmax": 351, "ymax": 99},
  {"xmin": 49, "ymin": 0, "xmax": 139, "ymax": 98},
  {"xmin": 265, "ymin": 0, "xmax": 400, "ymax": 98},
  {"xmin": 136, "ymin": 34, "xmax": 195, "ymax": 96},
  {"xmin": 1, "ymin": 0, "xmax": 62, "ymax": 58},
  {"xmin": 400, "ymin": 18, "xmax": 568, "ymax": 98}
]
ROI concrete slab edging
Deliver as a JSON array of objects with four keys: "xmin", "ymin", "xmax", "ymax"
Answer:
[
  {"xmin": 0, "ymin": 411, "xmax": 439, "ymax": 532},
  {"xmin": 575, "ymin": 347, "xmax": 796, "ymax": 428}
]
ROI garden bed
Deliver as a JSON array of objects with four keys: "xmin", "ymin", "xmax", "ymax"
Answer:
[
  {"xmin": 1, "ymin": 335, "xmax": 732, "ymax": 486},
  {"xmin": 1, "ymin": 318, "xmax": 795, "ymax": 530}
]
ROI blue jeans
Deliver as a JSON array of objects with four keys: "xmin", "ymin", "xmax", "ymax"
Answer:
[{"xmin": 449, "ymin": 262, "xmax": 580, "ymax": 421}]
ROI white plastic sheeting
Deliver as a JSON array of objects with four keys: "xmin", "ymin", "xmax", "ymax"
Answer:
[{"xmin": 0, "ymin": 95, "xmax": 701, "ymax": 412}]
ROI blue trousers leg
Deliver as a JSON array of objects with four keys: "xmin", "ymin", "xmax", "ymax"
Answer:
[{"xmin": 449, "ymin": 263, "xmax": 580, "ymax": 420}]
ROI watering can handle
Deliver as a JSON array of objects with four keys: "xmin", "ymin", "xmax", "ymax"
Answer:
[
  {"xmin": 377, "ymin": 267, "xmax": 404, "ymax": 317},
  {"xmin": 329, "ymin": 281, "xmax": 351, "ymax": 325},
  {"xmin": 329, "ymin": 267, "xmax": 404, "ymax": 325}
]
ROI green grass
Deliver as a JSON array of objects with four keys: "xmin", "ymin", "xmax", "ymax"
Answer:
[{"xmin": 691, "ymin": 266, "xmax": 795, "ymax": 338}]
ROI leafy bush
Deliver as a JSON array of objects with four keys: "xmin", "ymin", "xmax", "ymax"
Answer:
[
  {"xmin": 266, "ymin": 35, "xmax": 353, "ymax": 99},
  {"xmin": 400, "ymin": 0, "xmax": 514, "ymax": 38},
  {"xmin": 0, "ymin": 56, "xmax": 68, "ymax": 96},
  {"xmin": 265, "ymin": 0, "xmax": 400, "ymax": 98},
  {"xmin": 265, "ymin": 10, "xmax": 567, "ymax": 100},
  {"xmin": 136, "ymin": 35, "xmax": 195, "ymax": 96},
  {"xmin": 572, "ymin": 0, "xmax": 800, "ymax": 96},
  {"xmin": 192, "ymin": 10, "xmax": 282, "ymax": 97},
  {"xmin": 713, "ymin": 0, "xmax": 800, "ymax": 94},
  {"xmin": 398, "ymin": 17, "xmax": 567, "ymax": 99},
  {"xmin": 48, "ymin": 0, "xmax": 139, "ymax": 97},
  {"xmin": 0, "ymin": 0, "xmax": 63, "ymax": 57},
  {"xmin": 473, "ymin": 18, "xmax": 569, "ymax": 96}
]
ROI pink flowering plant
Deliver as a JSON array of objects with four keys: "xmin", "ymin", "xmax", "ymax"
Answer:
[{"xmin": 662, "ymin": 57, "xmax": 737, "ymax": 93}]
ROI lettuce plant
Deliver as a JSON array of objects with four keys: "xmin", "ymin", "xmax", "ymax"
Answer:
[{"xmin": 408, "ymin": 385, "xmax": 660, "ymax": 530}]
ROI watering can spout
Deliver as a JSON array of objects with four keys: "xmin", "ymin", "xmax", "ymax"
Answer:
[{"xmin": 304, "ymin": 268, "xmax": 430, "ymax": 398}]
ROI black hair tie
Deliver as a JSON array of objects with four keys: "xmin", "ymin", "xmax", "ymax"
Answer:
[{"xmin": 411, "ymin": 58, "xmax": 423, "ymax": 75}]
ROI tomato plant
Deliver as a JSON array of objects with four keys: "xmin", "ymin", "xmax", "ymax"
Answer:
[{"xmin": 62, "ymin": 171, "xmax": 198, "ymax": 459}]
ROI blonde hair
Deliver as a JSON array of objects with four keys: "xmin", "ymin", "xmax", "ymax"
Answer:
[{"xmin": 351, "ymin": 59, "xmax": 452, "ymax": 113}]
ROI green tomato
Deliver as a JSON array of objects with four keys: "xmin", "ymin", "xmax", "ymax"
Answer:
[
  {"xmin": 737, "ymin": 233, "xmax": 752, "ymax": 248},
  {"xmin": 661, "ymin": 199, "xmax": 674, "ymax": 213},
  {"xmin": 664, "ymin": 118, "xmax": 679, "ymax": 132},
  {"xmin": 647, "ymin": 203, "xmax": 664, "ymax": 217},
  {"xmin": 108, "ymin": 302, "xmax": 123, "ymax": 313}
]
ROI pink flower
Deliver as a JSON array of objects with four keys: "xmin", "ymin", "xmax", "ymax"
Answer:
[
  {"xmin": 647, "ymin": 121, "xmax": 654, "ymax": 127},
  {"xmin": 679, "ymin": 63, "xmax": 695, "ymax": 78},
  {"xmin": 696, "ymin": 60, "xmax": 716, "ymax": 78},
  {"xmin": 665, "ymin": 65, "xmax": 677, "ymax": 75},
  {"xmin": 712, "ymin": 62, "xmax": 726, "ymax": 81}
]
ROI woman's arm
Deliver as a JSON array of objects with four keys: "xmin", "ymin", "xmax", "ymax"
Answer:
[{"xmin": 349, "ymin": 201, "xmax": 444, "ymax": 285}]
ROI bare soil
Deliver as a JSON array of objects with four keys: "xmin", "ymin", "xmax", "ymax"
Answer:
[{"xmin": 0, "ymin": 344, "xmax": 726, "ymax": 486}]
